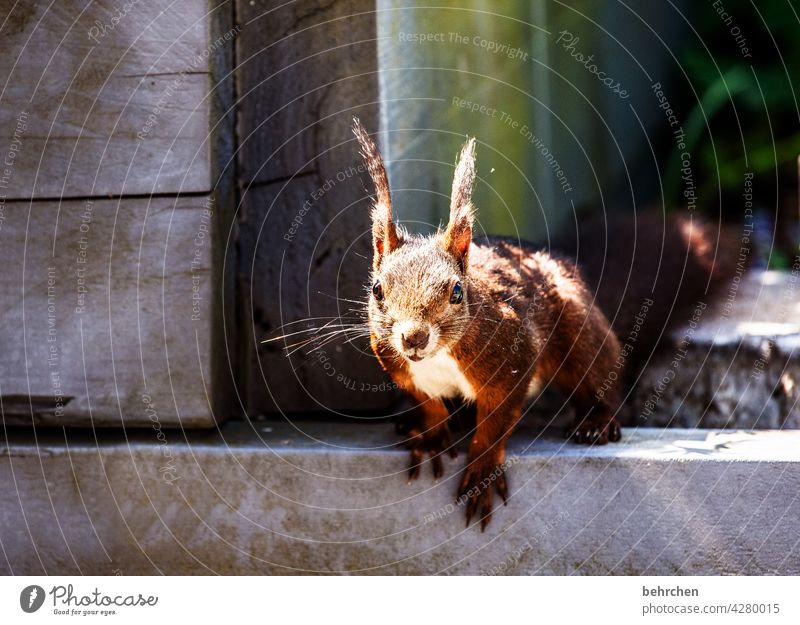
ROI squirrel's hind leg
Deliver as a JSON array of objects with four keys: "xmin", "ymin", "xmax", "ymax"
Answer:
[{"xmin": 566, "ymin": 393, "xmax": 622, "ymax": 445}]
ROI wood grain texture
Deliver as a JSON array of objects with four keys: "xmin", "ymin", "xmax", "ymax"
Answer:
[
  {"xmin": 235, "ymin": 0, "xmax": 392, "ymax": 414},
  {"xmin": 0, "ymin": 196, "xmax": 231, "ymax": 427},
  {"xmin": 235, "ymin": 0, "xmax": 379, "ymax": 185},
  {"xmin": 0, "ymin": 0, "xmax": 235, "ymax": 198},
  {"xmin": 240, "ymin": 176, "xmax": 390, "ymax": 414}
]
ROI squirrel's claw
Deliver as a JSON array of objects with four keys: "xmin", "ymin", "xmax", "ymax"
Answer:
[
  {"xmin": 465, "ymin": 494, "xmax": 478, "ymax": 527},
  {"xmin": 496, "ymin": 472, "xmax": 509, "ymax": 505},
  {"xmin": 407, "ymin": 447, "xmax": 422, "ymax": 482},
  {"xmin": 405, "ymin": 425, "xmax": 455, "ymax": 481},
  {"xmin": 431, "ymin": 453, "xmax": 444, "ymax": 479},
  {"xmin": 458, "ymin": 456, "xmax": 507, "ymax": 531},
  {"xmin": 567, "ymin": 414, "xmax": 622, "ymax": 445}
]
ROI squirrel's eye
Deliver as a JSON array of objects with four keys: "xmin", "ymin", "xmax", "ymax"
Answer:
[
  {"xmin": 450, "ymin": 281, "xmax": 463, "ymax": 304},
  {"xmin": 372, "ymin": 280, "xmax": 384, "ymax": 301}
]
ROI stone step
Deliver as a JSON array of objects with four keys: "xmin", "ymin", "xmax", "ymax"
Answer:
[{"xmin": 2, "ymin": 419, "xmax": 798, "ymax": 574}]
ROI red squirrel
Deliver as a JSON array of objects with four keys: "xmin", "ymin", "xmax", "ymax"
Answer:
[
  {"xmin": 351, "ymin": 119, "xmax": 734, "ymax": 530},
  {"xmin": 353, "ymin": 119, "xmax": 738, "ymax": 530}
]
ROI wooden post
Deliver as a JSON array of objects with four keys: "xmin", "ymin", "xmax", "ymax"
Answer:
[{"xmin": 235, "ymin": 0, "xmax": 393, "ymax": 414}]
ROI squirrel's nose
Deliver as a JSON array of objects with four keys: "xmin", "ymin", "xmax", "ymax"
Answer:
[{"xmin": 401, "ymin": 328, "xmax": 430, "ymax": 351}]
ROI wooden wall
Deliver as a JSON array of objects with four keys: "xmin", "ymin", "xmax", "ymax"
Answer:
[
  {"xmin": 0, "ymin": 0, "xmax": 394, "ymax": 424},
  {"xmin": 0, "ymin": 1, "xmax": 236, "ymax": 426}
]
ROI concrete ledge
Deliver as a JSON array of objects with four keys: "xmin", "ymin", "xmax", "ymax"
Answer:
[{"xmin": 2, "ymin": 419, "xmax": 799, "ymax": 575}]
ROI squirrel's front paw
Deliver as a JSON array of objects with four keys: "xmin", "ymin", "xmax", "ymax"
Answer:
[
  {"xmin": 567, "ymin": 414, "xmax": 622, "ymax": 445},
  {"xmin": 457, "ymin": 454, "xmax": 509, "ymax": 531},
  {"xmin": 405, "ymin": 425, "xmax": 457, "ymax": 481}
]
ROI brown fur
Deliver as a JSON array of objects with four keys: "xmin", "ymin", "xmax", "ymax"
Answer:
[
  {"xmin": 556, "ymin": 210, "xmax": 739, "ymax": 385},
  {"xmin": 354, "ymin": 120, "xmax": 623, "ymax": 530},
  {"xmin": 352, "ymin": 118, "xmax": 400, "ymax": 269}
]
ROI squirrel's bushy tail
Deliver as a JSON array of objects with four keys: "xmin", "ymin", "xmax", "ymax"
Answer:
[{"xmin": 556, "ymin": 211, "xmax": 739, "ymax": 380}]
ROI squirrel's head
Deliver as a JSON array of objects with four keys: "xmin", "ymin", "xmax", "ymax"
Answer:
[{"xmin": 353, "ymin": 118, "xmax": 476, "ymax": 363}]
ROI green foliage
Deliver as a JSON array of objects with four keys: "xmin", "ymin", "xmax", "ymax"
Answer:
[{"xmin": 666, "ymin": 1, "xmax": 800, "ymax": 208}]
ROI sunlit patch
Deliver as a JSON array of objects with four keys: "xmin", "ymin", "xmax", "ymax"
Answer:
[
  {"xmin": 535, "ymin": 255, "xmax": 583, "ymax": 305},
  {"xmin": 759, "ymin": 271, "xmax": 783, "ymax": 286},
  {"xmin": 678, "ymin": 218, "xmax": 712, "ymax": 263},
  {"xmin": 734, "ymin": 321, "xmax": 800, "ymax": 336},
  {"xmin": 780, "ymin": 372, "xmax": 796, "ymax": 397}
]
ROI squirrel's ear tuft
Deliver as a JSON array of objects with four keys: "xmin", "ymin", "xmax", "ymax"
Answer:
[
  {"xmin": 443, "ymin": 138, "xmax": 476, "ymax": 271},
  {"xmin": 352, "ymin": 117, "xmax": 400, "ymax": 270}
]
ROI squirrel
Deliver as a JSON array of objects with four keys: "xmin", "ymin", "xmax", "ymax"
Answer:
[{"xmin": 351, "ymin": 118, "xmax": 734, "ymax": 530}]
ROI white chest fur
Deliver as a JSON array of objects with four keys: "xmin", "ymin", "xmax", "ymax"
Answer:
[{"xmin": 406, "ymin": 350, "xmax": 476, "ymax": 401}]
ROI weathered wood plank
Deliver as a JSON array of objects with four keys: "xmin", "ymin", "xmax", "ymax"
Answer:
[
  {"xmin": 0, "ymin": 196, "xmax": 232, "ymax": 427},
  {"xmin": 0, "ymin": 0, "xmax": 237, "ymax": 198},
  {"xmin": 240, "ymin": 176, "xmax": 390, "ymax": 414},
  {"xmin": 235, "ymin": 0, "xmax": 390, "ymax": 413},
  {"xmin": 235, "ymin": 0, "xmax": 379, "ymax": 185}
]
